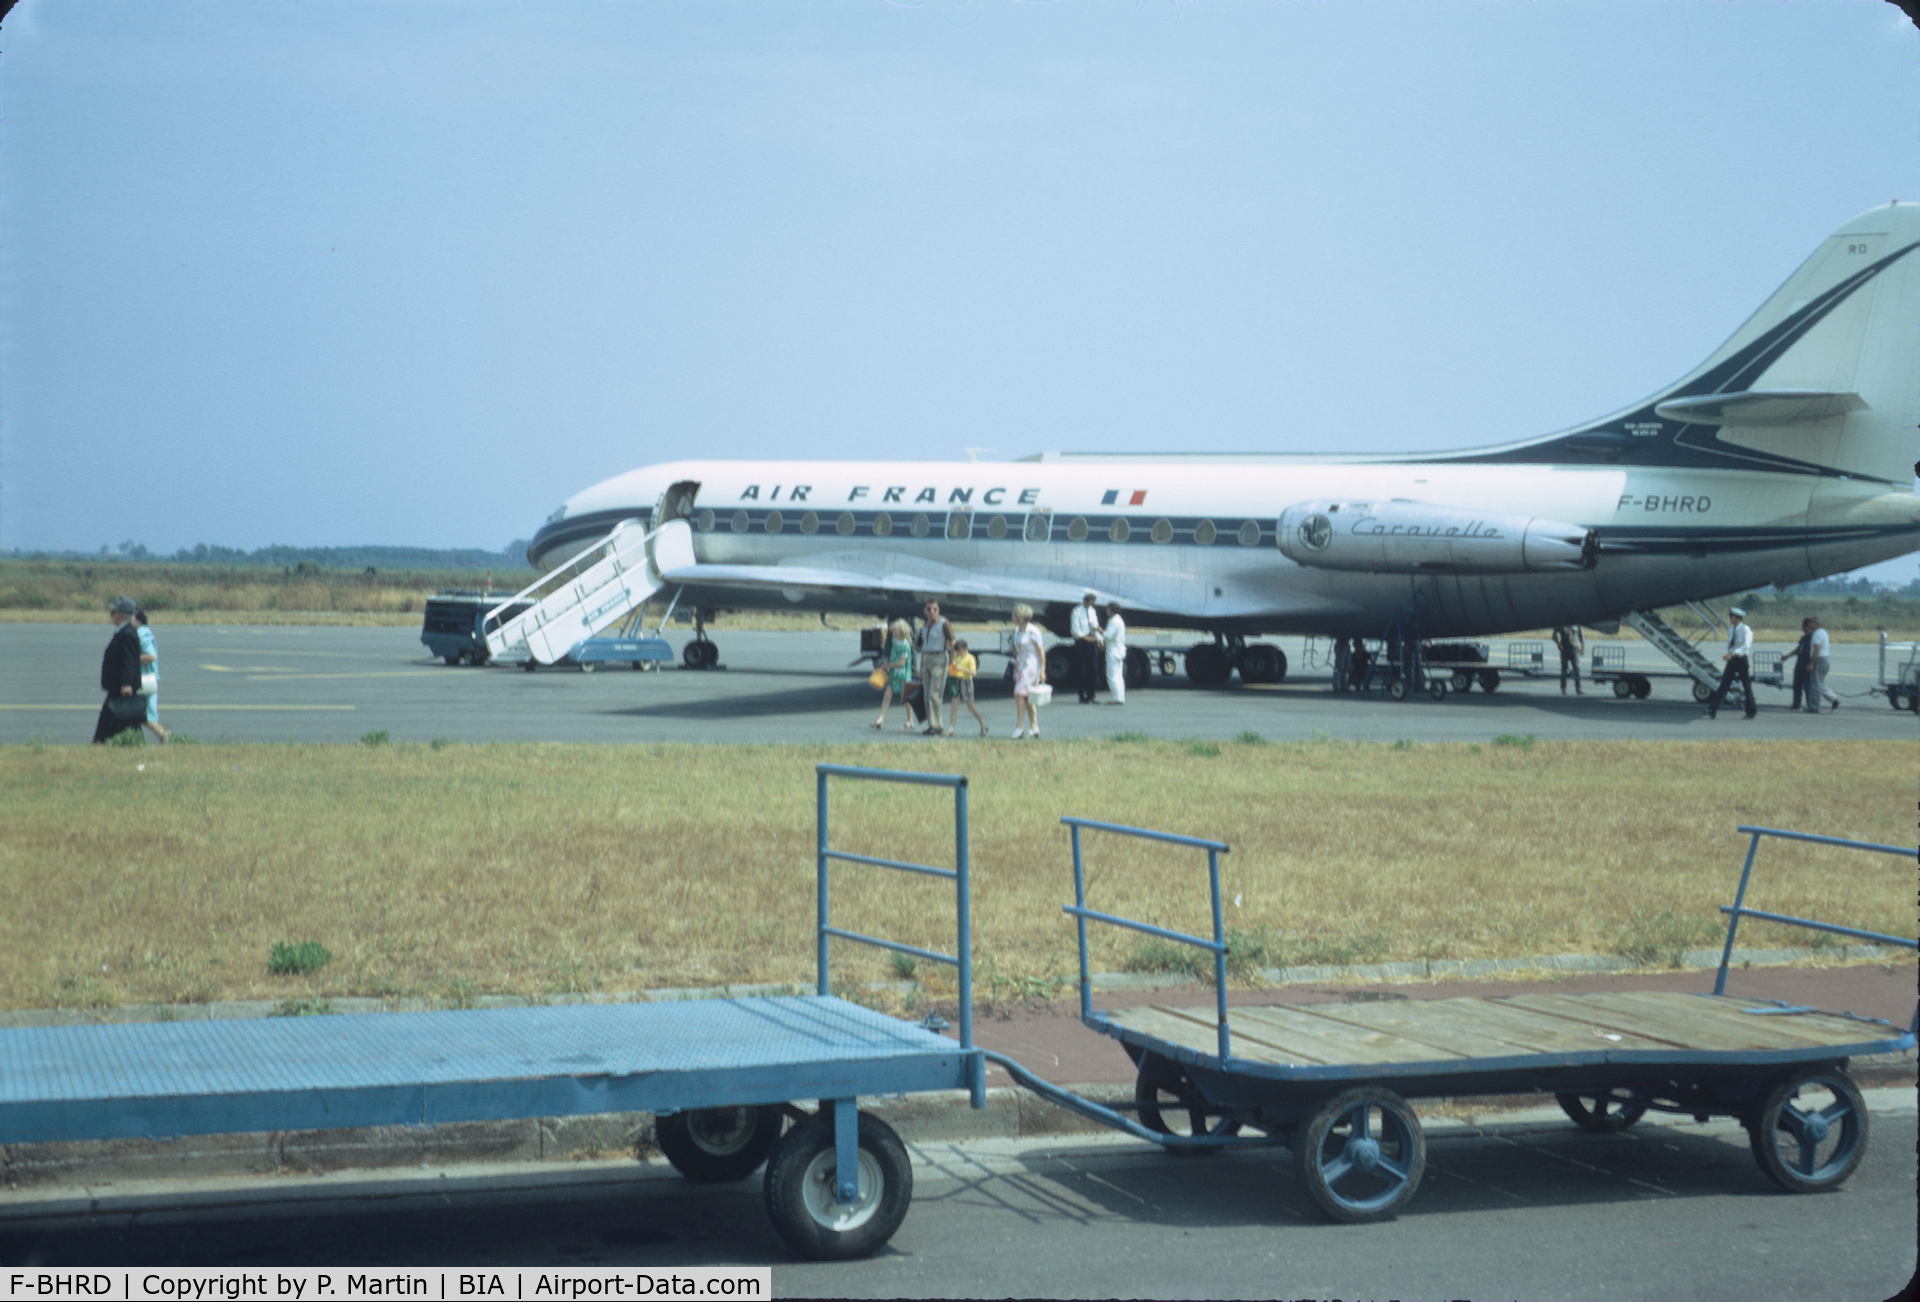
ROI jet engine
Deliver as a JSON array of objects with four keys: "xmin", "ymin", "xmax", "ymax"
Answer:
[{"xmin": 1275, "ymin": 500, "xmax": 1596, "ymax": 574}]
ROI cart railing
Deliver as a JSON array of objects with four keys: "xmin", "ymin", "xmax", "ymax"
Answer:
[
  {"xmin": 1060, "ymin": 817, "xmax": 1235, "ymax": 1063},
  {"xmin": 816, "ymin": 764, "xmax": 983, "ymax": 1106},
  {"xmin": 1714, "ymin": 825, "xmax": 1917, "ymax": 1031}
]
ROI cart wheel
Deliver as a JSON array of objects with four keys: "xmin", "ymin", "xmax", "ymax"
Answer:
[
  {"xmin": 521, "ymin": 659, "xmax": 538, "ymax": 672},
  {"xmin": 1630, "ymin": 676, "xmax": 1652, "ymax": 699},
  {"xmin": 1611, "ymin": 679, "xmax": 1632, "ymax": 698},
  {"xmin": 1387, "ymin": 677, "xmax": 1409, "ymax": 701},
  {"xmin": 1478, "ymin": 669, "xmax": 1500, "ymax": 693},
  {"xmin": 656, "ymin": 1105, "xmax": 784, "ymax": 1183},
  {"xmin": 1692, "ymin": 681, "xmax": 1716, "ymax": 703},
  {"xmin": 1135, "ymin": 1056, "xmax": 1241, "ymax": 1153},
  {"xmin": 1747, "ymin": 1067, "xmax": 1868, "ymax": 1193},
  {"xmin": 1296, "ymin": 1088, "xmax": 1426, "ymax": 1223},
  {"xmin": 578, "ymin": 661, "xmax": 595, "ymax": 674},
  {"xmin": 1427, "ymin": 678, "xmax": 1448, "ymax": 701},
  {"xmin": 1450, "ymin": 670, "xmax": 1473, "ymax": 692},
  {"xmin": 1555, "ymin": 1090, "xmax": 1649, "ymax": 1133},
  {"xmin": 442, "ymin": 654, "xmax": 462, "ymax": 666},
  {"xmin": 764, "ymin": 1110, "xmax": 911, "ymax": 1260}
]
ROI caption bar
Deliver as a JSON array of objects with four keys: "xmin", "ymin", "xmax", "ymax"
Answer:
[{"xmin": 3, "ymin": 1270, "xmax": 769, "ymax": 1302}]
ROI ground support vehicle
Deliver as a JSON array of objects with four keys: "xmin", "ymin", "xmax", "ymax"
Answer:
[
  {"xmin": 988, "ymin": 822, "xmax": 1914, "ymax": 1224},
  {"xmin": 0, "ymin": 766, "xmax": 985, "ymax": 1261},
  {"xmin": 1873, "ymin": 633, "xmax": 1920, "ymax": 712},
  {"xmin": 420, "ymin": 591, "xmax": 530, "ymax": 665}
]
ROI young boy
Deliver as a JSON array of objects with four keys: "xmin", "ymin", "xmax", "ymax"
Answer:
[{"xmin": 945, "ymin": 639, "xmax": 989, "ymax": 736}]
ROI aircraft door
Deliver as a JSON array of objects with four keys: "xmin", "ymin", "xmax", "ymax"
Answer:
[{"xmin": 654, "ymin": 480, "xmax": 700, "ymax": 528}]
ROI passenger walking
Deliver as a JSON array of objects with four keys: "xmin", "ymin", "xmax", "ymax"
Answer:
[
  {"xmin": 1552, "ymin": 625, "xmax": 1584, "ymax": 695},
  {"xmin": 1804, "ymin": 616, "xmax": 1840, "ymax": 712},
  {"xmin": 870, "ymin": 618, "xmax": 916, "ymax": 730},
  {"xmin": 1009, "ymin": 603, "xmax": 1047, "ymax": 739},
  {"xmin": 1781, "ymin": 618, "xmax": 1815, "ymax": 710},
  {"xmin": 945, "ymin": 638, "xmax": 989, "ymax": 736},
  {"xmin": 92, "ymin": 596, "xmax": 145, "ymax": 744},
  {"xmin": 1103, "ymin": 605, "xmax": 1128, "ymax": 704},
  {"xmin": 915, "ymin": 600, "xmax": 953, "ymax": 736},
  {"xmin": 1705, "ymin": 607, "xmax": 1757, "ymax": 720},
  {"xmin": 134, "ymin": 609, "xmax": 170, "ymax": 744},
  {"xmin": 1071, "ymin": 591, "xmax": 1102, "ymax": 702}
]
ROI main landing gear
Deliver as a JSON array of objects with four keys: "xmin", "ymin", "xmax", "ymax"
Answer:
[
  {"xmin": 1184, "ymin": 634, "xmax": 1289, "ymax": 687},
  {"xmin": 681, "ymin": 610, "xmax": 721, "ymax": 669}
]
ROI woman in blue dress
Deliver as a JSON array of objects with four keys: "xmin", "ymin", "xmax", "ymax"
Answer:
[{"xmin": 135, "ymin": 609, "xmax": 170, "ymax": 744}]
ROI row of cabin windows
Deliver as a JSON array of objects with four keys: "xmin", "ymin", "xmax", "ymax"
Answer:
[{"xmin": 691, "ymin": 509, "xmax": 1267, "ymax": 546}]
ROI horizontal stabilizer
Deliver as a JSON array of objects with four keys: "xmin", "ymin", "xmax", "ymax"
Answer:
[{"xmin": 1652, "ymin": 389, "xmax": 1865, "ymax": 427}]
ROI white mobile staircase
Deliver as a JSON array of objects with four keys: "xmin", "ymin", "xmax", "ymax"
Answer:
[
  {"xmin": 484, "ymin": 518, "xmax": 694, "ymax": 665},
  {"xmin": 1621, "ymin": 603, "xmax": 1726, "ymax": 692}
]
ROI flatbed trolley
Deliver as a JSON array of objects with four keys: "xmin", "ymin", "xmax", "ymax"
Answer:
[
  {"xmin": 989, "ymin": 822, "xmax": 1915, "ymax": 1223},
  {"xmin": 0, "ymin": 765, "xmax": 985, "ymax": 1260}
]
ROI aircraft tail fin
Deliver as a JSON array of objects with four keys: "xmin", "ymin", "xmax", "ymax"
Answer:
[{"xmin": 1449, "ymin": 203, "xmax": 1920, "ymax": 484}]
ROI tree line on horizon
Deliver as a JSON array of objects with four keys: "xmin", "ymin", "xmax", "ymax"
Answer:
[{"xmin": 13, "ymin": 540, "xmax": 533, "ymax": 571}]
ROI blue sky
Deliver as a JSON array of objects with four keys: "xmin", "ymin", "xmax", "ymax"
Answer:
[{"xmin": 2, "ymin": 0, "xmax": 1916, "ymax": 580}]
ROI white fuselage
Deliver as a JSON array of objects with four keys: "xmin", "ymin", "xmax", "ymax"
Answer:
[{"xmin": 529, "ymin": 456, "xmax": 1919, "ymax": 638}]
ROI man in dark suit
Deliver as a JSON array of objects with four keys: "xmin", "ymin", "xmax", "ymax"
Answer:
[{"xmin": 93, "ymin": 595, "xmax": 144, "ymax": 743}]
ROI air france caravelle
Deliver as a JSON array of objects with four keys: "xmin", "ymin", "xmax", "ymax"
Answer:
[{"xmin": 495, "ymin": 203, "xmax": 1919, "ymax": 691}]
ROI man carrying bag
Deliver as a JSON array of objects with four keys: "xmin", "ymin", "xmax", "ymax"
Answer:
[{"xmin": 93, "ymin": 596, "xmax": 146, "ymax": 744}]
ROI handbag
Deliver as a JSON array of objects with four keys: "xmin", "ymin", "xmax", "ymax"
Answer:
[
  {"xmin": 139, "ymin": 673, "xmax": 158, "ymax": 696},
  {"xmin": 106, "ymin": 695, "xmax": 147, "ymax": 721},
  {"xmin": 1029, "ymin": 683, "xmax": 1053, "ymax": 707},
  {"xmin": 868, "ymin": 668, "xmax": 888, "ymax": 689}
]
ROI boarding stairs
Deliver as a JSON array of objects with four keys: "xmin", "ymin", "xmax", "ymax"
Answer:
[
  {"xmin": 1621, "ymin": 603, "xmax": 1725, "ymax": 691},
  {"xmin": 484, "ymin": 518, "xmax": 694, "ymax": 665}
]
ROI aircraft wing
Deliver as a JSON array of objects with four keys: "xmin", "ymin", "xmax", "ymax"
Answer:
[{"xmin": 657, "ymin": 552, "xmax": 1207, "ymax": 617}]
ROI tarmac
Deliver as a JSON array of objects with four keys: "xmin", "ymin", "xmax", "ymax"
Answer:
[{"xmin": 2, "ymin": 950, "xmax": 1912, "ymax": 1205}]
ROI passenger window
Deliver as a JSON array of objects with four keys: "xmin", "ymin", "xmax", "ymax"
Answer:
[
  {"xmin": 764, "ymin": 511, "xmax": 783, "ymax": 535},
  {"xmin": 836, "ymin": 512, "xmax": 856, "ymax": 536},
  {"xmin": 947, "ymin": 511, "xmax": 972, "ymax": 540},
  {"xmin": 695, "ymin": 509, "xmax": 715, "ymax": 533},
  {"xmin": 731, "ymin": 510, "xmax": 750, "ymax": 533},
  {"xmin": 800, "ymin": 511, "xmax": 819, "ymax": 535},
  {"xmin": 911, "ymin": 513, "xmax": 931, "ymax": 538},
  {"xmin": 1237, "ymin": 520, "xmax": 1262, "ymax": 546},
  {"xmin": 1194, "ymin": 519, "xmax": 1216, "ymax": 545},
  {"xmin": 1150, "ymin": 518, "xmax": 1173, "ymax": 544},
  {"xmin": 1066, "ymin": 516, "xmax": 1089, "ymax": 542},
  {"xmin": 985, "ymin": 515, "xmax": 1008, "ymax": 540},
  {"xmin": 873, "ymin": 513, "xmax": 893, "ymax": 537},
  {"xmin": 1025, "ymin": 510, "xmax": 1052, "ymax": 542},
  {"xmin": 1109, "ymin": 518, "xmax": 1131, "ymax": 543}
]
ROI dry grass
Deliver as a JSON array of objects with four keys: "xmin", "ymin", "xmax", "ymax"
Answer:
[{"xmin": 0, "ymin": 740, "xmax": 1910, "ymax": 1012}]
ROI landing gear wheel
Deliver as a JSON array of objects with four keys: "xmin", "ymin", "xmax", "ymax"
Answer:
[
  {"xmin": 763, "ymin": 1110, "xmax": 912, "ymax": 1260},
  {"xmin": 1612, "ymin": 679, "xmax": 1632, "ymax": 698},
  {"xmin": 656, "ymin": 1106, "xmax": 784, "ymax": 1183},
  {"xmin": 1555, "ymin": 1090, "xmax": 1650, "ymax": 1133},
  {"xmin": 1240, "ymin": 644, "xmax": 1281, "ymax": 684},
  {"xmin": 1046, "ymin": 645, "xmax": 1076, "ymax": 687},
  {"xmin": 1296, "ymin": 1088, "xmax": 1426, "ymax": 1223},
  {"xmin": 1693, "ymin": 681, "xmax": 1716, "ymax": 703},
  {"xmin": 1478, "ymin": 669, "xmax": 1500, "ymax": 692},
  {"xmin": 1124, "ymin": 646, "xmax": 1151, "ymax": 690},
  {"xmin": 1630, "ymin": 676, "xmax": 1652, "ymax": 699},
  {"xmin": 682, "ymin": 640, "xmax": 718, "ymax": 669},
  {"xmin": 1185, "ymin": 643, "xmax": 1231, "ymax": 687},
  {"xmin": 1134, "ymin": 1056, "xmax": 1241, "ymax": 1154},
  {"xmin": 1747, "ymin": 1067, "xmax": 1867, "ymax": 1193}
]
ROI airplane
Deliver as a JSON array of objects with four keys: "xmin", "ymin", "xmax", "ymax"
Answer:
[{"xmin": 507, "ymin": 202, "xmax": 1920, "ymax": 690}]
